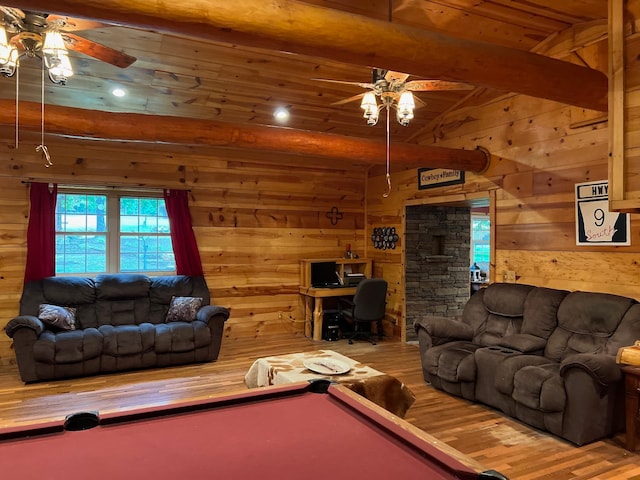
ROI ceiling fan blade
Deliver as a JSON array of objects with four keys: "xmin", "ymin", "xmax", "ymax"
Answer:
[
  {"xmin": 311, "ymin": 78, "xmax": 375, "ymax": 89},
  {"xmin": 331, "ymin": 93, "xmax": 366, "ymax": 106},
  {"xmin": 62, "ymin": 32, "xmax": 136, "ymax": 68},
  {"xmin": 0, "ymin": 6, "xmax": 24, "ymax": 18},
  {"xmin": 47, "ymin": 14, "xmax": 107, "ymax": 32},
  {"xmin": 384, "ymin": 70, "xmax": 410, "ymax": 83},
  {"xmin": 0, "ymin": 6, "xmax": 25, "ymax": 28},
  {"xmin": 405, "ymin": 80, "xmax": 474, "ymax": 92}
]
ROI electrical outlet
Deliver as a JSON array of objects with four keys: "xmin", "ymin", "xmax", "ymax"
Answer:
[{"xmin": 503, "ymin": 270, "xmax": 516, "ymax": 283}]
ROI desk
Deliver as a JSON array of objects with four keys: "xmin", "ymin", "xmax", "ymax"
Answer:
[
  {"xmin": 0, "ymin": 381, "xmax": 508, "ymax": 480},
  {"xmin": 299, "ymin": 285, "xmax": 356, "ymax": 340},
  {"xmin": 621, "ymin": 365, "xmax": 640, "ymax": 451},
  {"xmin": 244, "ymin": 349, "xmax": 415, "ymax": 417}
]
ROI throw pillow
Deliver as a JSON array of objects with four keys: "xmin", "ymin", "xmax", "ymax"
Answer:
[
  {"xmin": 165, "ymin": 296, "xmax": 203, "ymax": 322},
  {"xmin": 38, "ymin": 304, "xmax": 77, "ymax": 331}
]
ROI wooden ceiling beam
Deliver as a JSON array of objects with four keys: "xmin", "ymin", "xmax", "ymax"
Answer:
[
  {"xmin": 12, "ymin": 0, "xmax": 608, "ymax": 111},
  {"xmin": 0, "ymin": 100, "xmax": 490, "ymax": 171}
]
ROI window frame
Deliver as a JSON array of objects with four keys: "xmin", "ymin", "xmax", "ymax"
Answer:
[
  {"xmin": 470, "ymin": 212, "xmax": 490, "ymax": 274},
  {"xmin": 55, "ymin": 187, "xmax": 176, "ymax": 276}
]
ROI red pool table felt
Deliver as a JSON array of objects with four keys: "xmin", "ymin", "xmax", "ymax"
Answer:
[{"xmin": 0, "ymin": 381, "xmax": 498, "ymax": 480}]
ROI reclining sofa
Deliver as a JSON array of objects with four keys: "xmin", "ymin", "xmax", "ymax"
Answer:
[
  {"xmin": 414, "ymin": 283, "xmax": 640, "ymax": 445},
  {"xmin": 5, "ymin": 274, "xmax": 230, "ymax": 383}
]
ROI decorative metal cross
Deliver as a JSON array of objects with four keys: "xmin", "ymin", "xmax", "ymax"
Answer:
[{"xmin": 326, "ymin": 206, "xmax": 344, "ymax": 225}]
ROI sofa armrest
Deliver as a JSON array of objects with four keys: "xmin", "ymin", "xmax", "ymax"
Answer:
[
  {"xmin": 196, "ymin": 305, "xmax": 230, "ymax": 325},
  {"xmin": 559, "ymin": 353, "xmax": 621, "ymax": 387},
  {"xmin": 414, "ymin": 316, "xmax": 473, "ymax": 342},
  {"xmin": 5, "ymin": 315, "xmax": 44, "ymax": 338},
  {"xmin": 498, "ymin": 334, "xmax": 546, "ymax": 354}
]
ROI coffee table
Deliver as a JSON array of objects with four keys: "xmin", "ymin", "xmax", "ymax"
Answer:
[{"xmin": 244, "ymin": 350, "xmax": 415, "ymax": 417}]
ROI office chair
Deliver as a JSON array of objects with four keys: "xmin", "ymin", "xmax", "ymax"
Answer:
[{"xmin": 338, "ymin": 278, "xmax": 388, "ymax": 345}]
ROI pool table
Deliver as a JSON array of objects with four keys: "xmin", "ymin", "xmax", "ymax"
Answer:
[{"xmin": 0, "ymin": 380, "xmax": 507, "ymax": 480}]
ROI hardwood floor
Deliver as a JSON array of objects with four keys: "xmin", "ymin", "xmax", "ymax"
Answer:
[{"xmin": 0, "ymin": 334, "xmax": 638, "ymax": 479}]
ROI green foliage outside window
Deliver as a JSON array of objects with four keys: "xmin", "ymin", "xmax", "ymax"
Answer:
[{"xmin": 55, "ymin": 193, "xmax": 175, "ymax": 274}]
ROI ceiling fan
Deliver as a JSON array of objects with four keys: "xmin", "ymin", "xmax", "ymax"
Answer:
[
  {"xmin": 0, "ymin": 7, "xmax": 136, "ymax": 166},
  {"xmin": 0, "ymin": 6, "xmax": 137, "ymax": 77},
  {"xmin": 314, "ymin": 68, "xmax": 474, "ymax": 126},
  {"xmin": 314, "ymin": 68, "xmax": 474, "ymax": 197}
]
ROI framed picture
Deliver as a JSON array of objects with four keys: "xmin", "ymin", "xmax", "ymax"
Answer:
[
  {"xmin": 575, "ymin": 180, "xmax": 630, "ymax": 246},
  {"xmin": 418, "ymin": 168, "xmax": 465, "ymax": 190}
]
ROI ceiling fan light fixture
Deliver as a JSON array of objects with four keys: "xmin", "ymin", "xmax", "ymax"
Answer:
[
  {"xmin": 42, "ymin": 31, "xmax": 66, "ymax": 56},
  {"xmin": 0, "ymin": 47, "xmax": 18, "ymax": 77},
  {"xmin": 396, "ymin": 91, "xmax": 415, "ymax": 126},
  {"xmin": 47, "ymin": 53, "xmax": 73, "ymax": 84},
  {"xmin": 360, "ymin": 92, "xmax": 379, "ymax": 125},
  {"xmin": 0, "ymin": 24, "xmax": 13, "ymax": 63},
  {"xmin": 360, "ymin": 91, "xmax": 377, "ymax": 112},
  {"xmin": 42, "ymin": 30, "xmax": 73, "ymax": 84}
]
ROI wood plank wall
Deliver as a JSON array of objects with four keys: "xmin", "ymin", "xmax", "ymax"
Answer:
[
  {"xmin": 0, "ymin": 7, "xmax": 634, "ymax": 365},
  {"xmin": 610, "ymin": 0, "xmax": 640, "ymax": 209},
  {"xmin": 0, "ymin": 134, "xmax": 368, "ymax": 365},
  {"xmin": 367, "ymin": 32, "xmax": 640, "ymax": 340}
]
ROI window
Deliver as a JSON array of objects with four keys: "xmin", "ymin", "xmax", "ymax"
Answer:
[
  {"xmin": 55, "ymin": 190, "xmax": 175, "ymax": 275},
  {"xmin": 470, "ymin": 213, "xmax": 490, "ymax": 274}
]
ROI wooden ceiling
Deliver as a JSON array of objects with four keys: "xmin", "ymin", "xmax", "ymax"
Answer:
[{"xmin": 0, "ymin": 1, "xmax": 608, "ymax": 164}]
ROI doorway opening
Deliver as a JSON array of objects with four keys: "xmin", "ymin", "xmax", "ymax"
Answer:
[{"xmin": 404, "ymin": 200, "xmax": 491, "ymax": 343}]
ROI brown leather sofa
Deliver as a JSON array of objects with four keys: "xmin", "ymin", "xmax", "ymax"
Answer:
[
  {"xmin": 5, "ymin": 274, "xmax": 230, "ymax": 383},
  {"xmin": 414, "ymin": 283, "xmax": 640, "ymax": 445}
]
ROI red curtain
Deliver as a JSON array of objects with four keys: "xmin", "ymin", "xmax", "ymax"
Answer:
[
  {"xmin": 24, "ymin": 182, "xmax": 58, "ymax": 284},
  {"xmin": 163, "ymin": 189, "xmax": 204, "ymax": 276}
]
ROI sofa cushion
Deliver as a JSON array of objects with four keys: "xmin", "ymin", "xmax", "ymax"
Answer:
[
  {"xmin": 166, "ymin": 296, "xmax": 203, "ymax": 322},
  {"xmin": 95, "ymin": 274, "xmax": 150, "ymax": 300},
  {"xmin": 475, "ymin": 313, "xmax": 522, "ymax": 346},
  {"xmin": 99, "ymin": 324, "xmax": 155, "ymax": 356},
  {"xmin": 498, "ymin": 333, "xmax": 546, "ymax": 353},
  {"xmin": 545, "ymin": 291, "xmax": 635, "ymax": 362},
  {"xmin": 150, "ymin": 276, "xmax": 195, "ymax": 304},
  {"xmin": 482, "ymin": 283, "xmax": 535, "ymax": 317},
  {"xmin": 521, "ymin": 287, "xmax": 568, "ymax": 339},
  {"xmin": 513, "ymin": 363, "xmax": 566, "ymax": 413},
  {"xmin": 33, "ymin": 329, "xmax": 103, "ymax": 363},
  {"xmin": 468, "ymin": 283, "xmax": 536, "ymax": 347},
  {"xmin": 42, "ymin": 277, "xmax": 96, "ymax": 306},
  {"xmin": 154, "ymin": 322, "xmax": 212, "ymax": 353},
  {"xmin": 39, "ymin": 304, "xmax": 77, "ymax": 331},
  {"xmin": 557, "ymin": 292, "xmax": 634, "ymax": 336},
  {"xmin": 96, "ymin": 299, "xmax": 151, "ymax": 327},
  {"xmin": 422, "ymin": 341, "xmax": 478, "ymax": 383},
  {"xmin": 494, "ymin": 355, "xmax": 552, "ymax": 396}
]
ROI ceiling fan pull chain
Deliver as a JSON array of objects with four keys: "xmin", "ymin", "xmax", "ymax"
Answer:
[
  {"xmin": 383, "ymin": 105, "xmax": 392, "ymax": 198},
  {"xmin": 37, "ymin": 59, "xmax": 52, "ymax": 167}
]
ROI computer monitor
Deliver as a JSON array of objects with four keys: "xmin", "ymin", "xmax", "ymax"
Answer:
[{"xmin": 311, "ymin": 261, "xmax": 339, "ymax": 287}]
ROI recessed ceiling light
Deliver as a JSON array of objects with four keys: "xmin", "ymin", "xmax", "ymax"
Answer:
[
  {"xmin": 111, "ymin": 88, "xmax": 126, "ymax": 97},
  {"xmin": 273, "ymin": 107, "xmax": 290, "ymax": 122}
]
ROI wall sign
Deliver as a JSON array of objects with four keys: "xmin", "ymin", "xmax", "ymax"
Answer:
[
  {"xmin": 371, "ymin": 227, "xmax": 399, "ymax": 250},
  {"xmin": 418, "ymin": 168, "xmax": 465, "ymax": 190},
  {"xmin": 575, "ymin": 180, "xmax": 630, "ymax": 246}
]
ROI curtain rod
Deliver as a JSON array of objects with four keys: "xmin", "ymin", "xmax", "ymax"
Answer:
[{"xmin": 20, "ymin": 181, "xmax": 191, "ymax": 193}]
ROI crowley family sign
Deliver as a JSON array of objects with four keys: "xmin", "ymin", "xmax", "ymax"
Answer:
[{"xmin": 418, "ymin": 168, "xmax": 465, "ymax": 190}]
